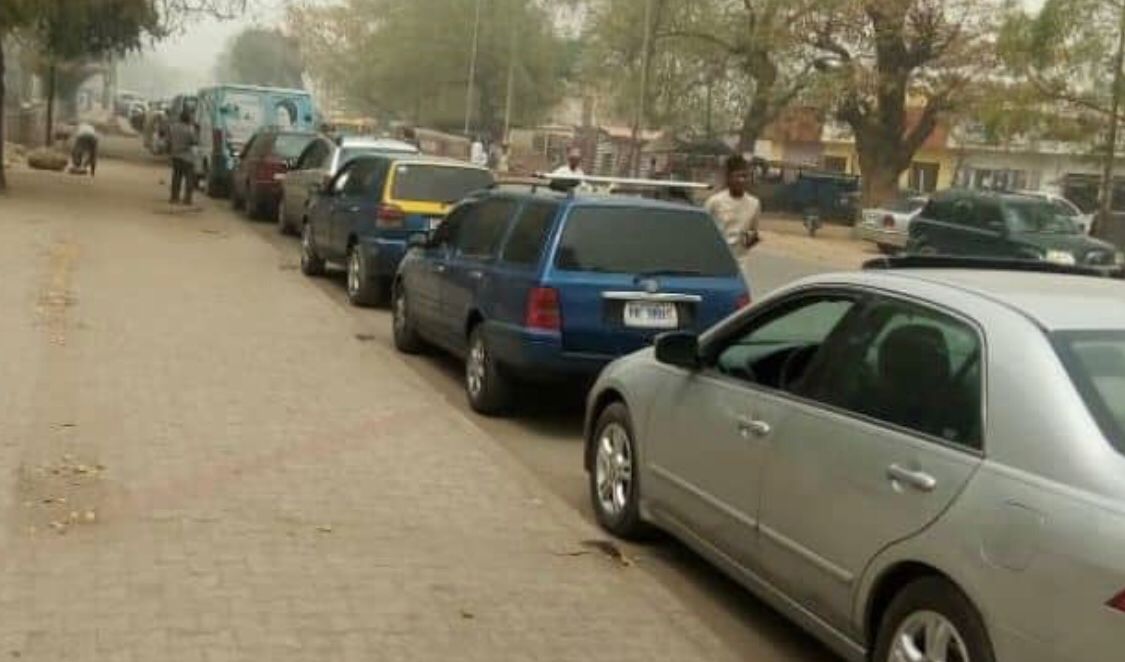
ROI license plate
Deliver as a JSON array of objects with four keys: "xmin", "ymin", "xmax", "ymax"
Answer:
[
  {"xmin": 623, "ymin": 301, "xmax": 678, "ymax": 329},
  {"xmin": 429, "ymin": 217, "xmax": 443, "ymax": 230}
]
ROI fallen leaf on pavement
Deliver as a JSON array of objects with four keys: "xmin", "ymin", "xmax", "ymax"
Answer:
[
  {"xmin": 459, "ymin": 609, "xmax": 475, "ymax": 620},
  {"xmin": 354, "ymin": 334, "xmax": 376, "ymax": 342},
  {"xmin": 316, "ymin": 524, "xmax": 333, "ymax": 533},
  {"xmin": 580, "ymin": 539, "xmax": 634, "ymax": 567}
]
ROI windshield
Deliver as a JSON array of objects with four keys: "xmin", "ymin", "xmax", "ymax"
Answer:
[
  {"xmin": 1055, "ymin": 331, "xmax": 1125, "ymax": 453},
  {"xmin": 1004, "ymin": 199, "xmax": 1079, "ymax": 234},
  {"xmin": 274, "ymin": 134, "xmax": 316, "ymax": 159},
  {"xmin": 391, "ymin": 164, "xmax": 493, "ymax": 203},
  {"xmin": 555, "ymin": 207, "xmax": 739, "ymax": 277}
]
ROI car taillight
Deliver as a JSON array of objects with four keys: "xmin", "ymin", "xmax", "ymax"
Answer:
[
  {"xmin": 1108, "ymin": 589, "xmax": 1125, "ymax": 613},
  {"xmin": 376, "ymin": 204, "xmax": 406, "ymax": 229},
  {"xmin": 883, "ymin": 214, "xmax": 896, "ymax": 229},
  {"xmin": 736, "ymin": 293, "xmax": 751, "ymax": 310},
  {"xmin": 525, "ymin": 287, "xmax": 561, "ymax": 331}
]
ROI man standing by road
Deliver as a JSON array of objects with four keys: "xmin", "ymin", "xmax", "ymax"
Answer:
[
  {"xmin": 168, "ymin": 110, "xmax": 198, "ymax": 205},
  {"xmin": 551, "ymin": 146, "xmax": 586, "ymax": 178},
  {"xmin": 705, "ymin": 155, "xmax": 761, "ymax": 267}
]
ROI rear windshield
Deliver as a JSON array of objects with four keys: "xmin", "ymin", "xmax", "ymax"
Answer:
[
  {"xmin": 554, "ymin": 207, "xmax": 738, "ymax": 277},
  {"xmin": 275, "ymin": 134, "xmax": 316, "ymax": 159},
  {"xmin": 1055, "ymin": 331, "xmax": 1125, "ymax": 453},
  {"xmin": 340, "ymin": 145, "xmax": 417, "ymax": 165},
  {"xmin": 391, "ymin": 164, "xmax": 494, "ymax": 204}
]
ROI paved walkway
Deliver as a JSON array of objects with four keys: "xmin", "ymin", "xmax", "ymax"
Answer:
[{"xmin": 0, "ymin": 160, "xmax": 741, "ymax": 661}]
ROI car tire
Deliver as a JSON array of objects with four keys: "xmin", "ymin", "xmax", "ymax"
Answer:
[
  {"xmin": 300, "ymin": 222, "xmax": 326, "ymax": 277},
  {"xmin": 345, "ymin": 245, "xmax": 387, "ymax": 307},
  {"xmin": 392, "ymin": 283, "xmax": 426, "ymax": 355},
  {"xmin": 589, "ymin": 403, "xmax": 651, "ymax": 540},
  {"xmin": 465, "ymin": 324, "xmax": 513, "ymax": 416},
  {"xmin": 872, "ymin": 577, "xmax": 995, "ymax": 662}
]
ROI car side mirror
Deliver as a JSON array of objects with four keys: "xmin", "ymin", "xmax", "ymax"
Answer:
[
  {"xmin": 654, "ymin": 332, "xmax": 699, "ymax": 370},
  {"xmin": 408, "ymin": 232, "xmax": 430, "ymax": 249}
]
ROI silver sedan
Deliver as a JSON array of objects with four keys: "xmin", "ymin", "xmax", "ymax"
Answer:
[{"xmin": 585, "ymin": 264, "xmax": 1125, "ymax": 662}]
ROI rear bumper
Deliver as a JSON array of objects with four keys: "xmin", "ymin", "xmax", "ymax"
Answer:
[
  {"xmin": 486, "ymin": 322, "xmax": 612, "ymax": 381},
  {"xmin": 855, "ymin": 225, "xmax": 907, "ymax": 247},
  {"xmin": 357, "ymin": 237, "xmax": 409, "ymax": 278}
]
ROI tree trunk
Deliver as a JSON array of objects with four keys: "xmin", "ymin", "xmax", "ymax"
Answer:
[
  {"xmin": 0, "ymin": 34, "xmax": 8, "ymax": 192},
  {"xmin": 45, "ymin": 62, "xmax": 57, "ymax": 147},
  {"xmin": 856, "ymin": 134, "xmax": 904, "ymax": 207}
]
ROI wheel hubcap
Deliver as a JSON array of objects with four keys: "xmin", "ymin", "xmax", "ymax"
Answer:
[
  {"xmin": 466, "ymin": 338, "xmax": 486, "ymax": 398},
  {"xmin": 889, "ymin": 611, "xmax": 969, "ymax": 662},
  {"xmin": 348, "ymin": 251, "xmax": 360, "ymax": 295},
  {"xmin": 594, "ymin": 422, "xmax": 633, "ymax": 517},
  {"xmin": 394, "ymin": 291, "xmax": 407, "ymax": 334},
  {"xmin": 302, "ymin": 226, "xmax": 313, "ymax": 262}
]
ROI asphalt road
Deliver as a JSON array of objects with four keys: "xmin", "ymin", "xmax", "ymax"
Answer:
[{"xmin": 104, "ymin": 135, "xmax": 842, "ymax": 660}]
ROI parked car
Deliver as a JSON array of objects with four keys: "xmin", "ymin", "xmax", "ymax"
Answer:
[
  {"xmin": 585, "ymin": 257, "xmax": 1125, "ymax": 662},
  {"xmin": 1014, "ymin": 189, "xmax": 1095, "ymax": 234},
  {"xmin": 278, "ymin": 135, "xmax": 419, "ymax": 235},
  {"xmin": 856, "ymin": 195, "xmax": 928, "ymax": 254},
  {"xmin": 197, "ymin": 84, "xmax": 318, "ymax": 198},
  {"xmin": 300, "ymin": 155, "xmax": 494, "ymax": 307},
  {"xmin": 392, "ymin": 189, "xmax": 751, "ymax": 415},
  {"xmin": 908, "ymin": 189, "xmax": 1123, "ymax": 271},
  {"xmin": 229, "ymin": 129, "xmax": 317, "ymax": 220}
]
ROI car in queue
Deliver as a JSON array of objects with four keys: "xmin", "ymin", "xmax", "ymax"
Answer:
[
  {"xmin": 392, "ymin": 182, "xmax": 750, "ymax": 415},
  {"xmin": 278, "ymin": 135, "xmax": 419, "ymax": 235},
  {"xmin": 584, "ymin": 256, "xmax": 1125, "ymax": 662},
  {"xmin": 230, "ymin": 128, "xmax": 318, "ymax": 220},
  {"xmin": 907, "ymin": 189, "xmax": 1123, "ymax": 273},
  {"xmin": 1014, "ymin": 189, "xmax": 1094, "ymax": 234},
  {"xmin": 855, "ymin": 195, "xmax": 928, "ymax": 254},
  {"xmin": 300, "ymin": 155, "xmax": 494, "ymax": 307}
]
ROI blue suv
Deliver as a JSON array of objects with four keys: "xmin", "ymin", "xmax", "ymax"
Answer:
[{"xmin": 392, "ymin": 188, "xmax": 750, "ymax": 414}]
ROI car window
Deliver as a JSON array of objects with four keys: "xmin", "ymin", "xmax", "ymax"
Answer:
[
  {"xmin": 501, "ymin": 202, "xmax": 558, "ymax": 267},
  {"xmin": 274, "ymin": 133, "xmax": 316, "ymax": 159},
  {"xmin": 297, "ymin": 141, "xmax": 330, "ymax": 169},
  {"xmin": 391, "ymin": 164, "xmax": 494, "ymax": 204},
  {"xmin": 331, "ymin": 168, "xmax": 352, "ymax": 195},
  {"xmin": 806, "ymin": 296, "xmax": 983, "ymax": 449},
  {"xmin": 713, "ymin": 296, "xmax": 858, "ymax": 390},
  {"xmin": 1054, "ymin": 331, "xmax": 1125, "ymax": 454},
  {"xmin": 341, "ymin": 160, "xmax": 381, "ymax": 196},
  {"xmin": 1004, "ymin": 199, "xmax": 1078, "ymax": 234},
  {"xmin": 975, "ymin": 199, "xmax": 1005, "ymax": 231},
  {"xmin": 554, "ymin": 207, "xmax": 738, "ymax": 277},
  {"xmin": 455, "ymin": 198, "xmax": 518, "ymax": 260},
  {"xmin": 1050, "ymin": 199, "xmax": 1078, "ymax": 218},
  {"xmin": 432, "ymin": 203, "xmax": 474, "ymax": 249}
]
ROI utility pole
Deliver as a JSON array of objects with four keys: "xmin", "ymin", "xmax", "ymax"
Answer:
[
  {"xmin": 464, "ymin": 0, "xmax": 484, "ymax": 136},
  {"xmin": 1098, "ymin": 0, "xmax": 1125, "ymax": 237},
  {"xmin": 629, "ymin": 0, "xmax": 653, "ymax": 177},
  {"xmin": 502, "ymin": 6, "xmax": 517, "ymax": 143}
]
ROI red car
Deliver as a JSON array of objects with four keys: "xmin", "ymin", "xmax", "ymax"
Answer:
[{"xmin": 230, "ymin": 128, "xmax": 317, "ymax": 220}]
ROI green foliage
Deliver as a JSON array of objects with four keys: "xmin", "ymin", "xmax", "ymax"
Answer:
[
  {"xmin": 31, "ymin": 0, "xmax": 163, "ymax": 61},
  {"xmin": 214, "ymin": 27, "xmax": 305, "ymax": 89},
  {"xmin": 289, "ymin": 0, "xmax": 567, "ymax": 134}
]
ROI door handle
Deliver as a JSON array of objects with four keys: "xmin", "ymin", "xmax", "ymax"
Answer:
[
  {"xmin": 736, "ymin": 415, "xmax": 771, "ymax": 439},
  {"xmin": 886, "ymin": 464, "xmax": 937, "ymax": 492}
]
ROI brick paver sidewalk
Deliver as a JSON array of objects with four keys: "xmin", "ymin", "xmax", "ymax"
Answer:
[{"xmin": 0, "ymin": 164, "xmax": 740, "ymax": 662}]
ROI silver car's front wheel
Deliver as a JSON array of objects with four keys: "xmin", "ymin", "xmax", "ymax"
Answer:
[
  {"xmin": 594, "ymin": 422, "xmax": 633, "ymax": 518},
  {"xmin": 888, "ymin": 611, "xmax": 969, "ymax": 662}
]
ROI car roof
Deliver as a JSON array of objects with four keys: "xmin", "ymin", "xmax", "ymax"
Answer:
[
  {"xmin": 481, "ymin": 188, "xmax": 704, "ymax": 212},
  {"xmin": 929, "ymin": 188, "xmax": 1056, "ymax": 206},
  {"xmin": 824, "ymin": 269, "xmax": 1125, "ymax": 331},
  {"xmin": 335, "ymin": 136, "xmax": 419, "ymax": 152}
]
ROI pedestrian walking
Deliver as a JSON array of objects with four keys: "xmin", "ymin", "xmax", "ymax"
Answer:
[
  {"xmin": 168, "ymin": 109, "xmax": 198, "ymax": 205},
  {"xmin": 704, "ymin": 155, "xmax": 761, "ymax": 265},
  {"xmin": 70, "ymin": 122, "xmax": 99, "ymax": 177}
]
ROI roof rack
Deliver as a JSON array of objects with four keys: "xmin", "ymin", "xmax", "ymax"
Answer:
[
  {"xmin": 864, "ymin": 255, "xmax": 1123, "ymax": 278},
  {"xmin": 489, "ymin": 175, "xmax": 557, "ymax": 193}
]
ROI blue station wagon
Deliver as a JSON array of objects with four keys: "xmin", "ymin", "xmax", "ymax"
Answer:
[{"xmin": 392, "ymin": 188, "xmax": 751, "ymax": 414}]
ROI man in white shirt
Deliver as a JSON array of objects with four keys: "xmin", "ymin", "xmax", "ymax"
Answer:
[
  {"xmin": 551, "ymin": 146, "xmax": 586, "ymax": 178},
  {"xmin": 470, "ymin": 137, "xmax": 488, "ymax": 167},
  {"xmin": 70, "ymin": 122, "xmax": 99, "ymax": 176},
  {"xmin": 704, "ymin": 155, "xmax": 761, "ymax": 261}
]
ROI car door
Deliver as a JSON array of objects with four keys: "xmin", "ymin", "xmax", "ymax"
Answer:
[
  {"xmin": 439, "ymin": 197, "xmax": 518, "ymax": 354},
  {"xmin": 755, "ymin": 293, "xmax": 985, "ymax": 630},
  {"xmin": 327, "ymin": 158, "xmax": 382, "ymax": 258},
  {"xmin": 306, "ymin": 163, "xmax": 354, "ymax": 261},
  {"xmin": 286, "ymin": 139, "xmax": 331, "ymax": 222},
  {"xmin": 644, "ymin": 292, "xmax": 863, "ymax": 572},
  {"xmin": 410, "ymin": 204, "xmax": 471, "ymax": 345},
  {"xmin": 232, "ymin": 134, "xmax": 258, "ymax": 200}
]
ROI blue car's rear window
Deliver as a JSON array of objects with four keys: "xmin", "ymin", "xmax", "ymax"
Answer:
[{"xmin": 554, "ymin": 206, "xmax": 738, "ymax": 277}]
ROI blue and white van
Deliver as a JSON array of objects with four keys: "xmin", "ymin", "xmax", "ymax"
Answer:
[{"xmin": 196, "ymin": 85, "xmax": 318, "ymax": 197}]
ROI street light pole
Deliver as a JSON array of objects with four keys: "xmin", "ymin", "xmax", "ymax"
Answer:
[
  {"xmin": 464, "ymin": 0, "xmax": 484, "ymax": 136},
  {"xmin": 629, "ymin": 0, "xmax": 654, "ymax": 177}
]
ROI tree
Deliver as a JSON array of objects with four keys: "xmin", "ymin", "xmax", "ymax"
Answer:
[
  {"xmin": 582, "ymin": 0, "xmax": 819, "ymax": 152},
  {"xmin": 214, "ymin": 27, "xmax": 305, "ymax": 88},
  {"xmin": 0, "ymin": 0, "xmax": 36, "ymax": 191},
  {"xmin": 289, "ymin": 0, "xmax": 568, "ymax": 135},
  {"xmin": 808, "ymin": 0, "xmax": 1001, "ymax": 205}
]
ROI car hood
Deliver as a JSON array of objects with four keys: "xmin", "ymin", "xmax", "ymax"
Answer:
[{"xmin": 1015, "ymin": 232, "xmax": 1117, "ymax": 258}]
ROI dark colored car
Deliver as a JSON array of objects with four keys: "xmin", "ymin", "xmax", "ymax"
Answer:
[
  {"xmin": 300, "ymin": 155, "xmax": 494, "ymax": 306},
  {"xmin": 230, "ymin": 129, "xmax": 317, "ymax": 219},
  {"xmin": 908, "ymin": 190, "xmax": 1123, "ymax": 271},
  {"xmin": 392, "ymin": 189, "xmax": 751, "ymax": 415}
]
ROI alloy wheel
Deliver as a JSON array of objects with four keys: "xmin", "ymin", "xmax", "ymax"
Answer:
[
  {"xmin": 889, "ymin": 610, "xmax": 970, "ymax": 662},
  {"xmin": 594, "ymin": 422, "xmax": 633, "ymax": 518},
  {"xmin": 347, "ymin": 250, "xmax": 361, "ymax": 297},
  {"xmin": 393, "ymin": 288, "xmax": 407, "ymax": 335},
  {"xmin": 466, "ymin": 337, "xmax": 486, "ymax": 398}
]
